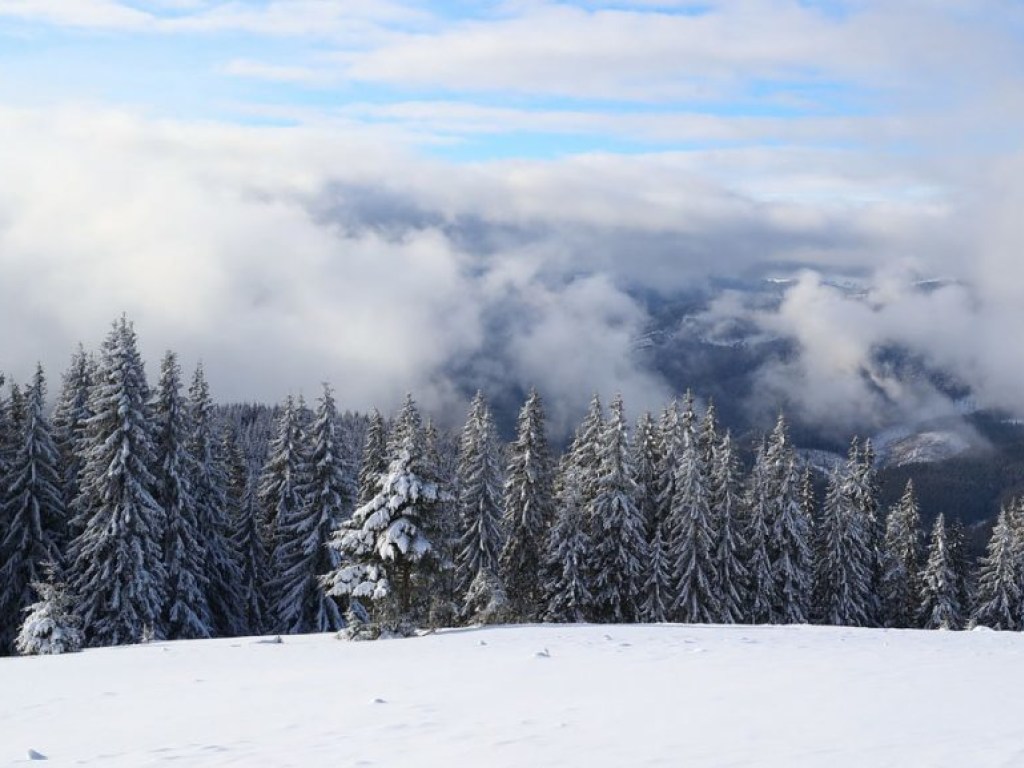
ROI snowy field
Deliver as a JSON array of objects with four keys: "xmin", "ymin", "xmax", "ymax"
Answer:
[{"xmin": 3, "ymin": 623, "xmax": 1024, "ymax": 767}]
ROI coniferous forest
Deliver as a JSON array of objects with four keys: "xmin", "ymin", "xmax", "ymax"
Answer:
[{"xmin": 4, "ymin": 315, "xmax": 1024, "ymax": 655}]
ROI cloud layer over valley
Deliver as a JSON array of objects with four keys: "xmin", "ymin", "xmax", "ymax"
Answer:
[{"xmin": 0, "ymin": 1, "xmax": 1022, "ymax": 434}]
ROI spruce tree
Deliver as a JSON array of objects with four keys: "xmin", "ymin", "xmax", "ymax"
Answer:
[
  {"xmin": 271, "ymin": 383, "xmax": 349, "ymax": 634},
  {"xmin": 586, "ymin": 395, "xmax": 646, "ymax": 622},
  {"xmin": 543, "ymin": 489, "xmax": 593, "ymax": 624},
  {"xmin": 765, "ymin": 416, "xmax": 812, "ymax": 624},
  {"xmin": 357, "ymin": 409, "xmax": 388, "ymax": 507},
  {"xmin": 971, "ymin": 505, "xmax": 1021, "ymax": 630},
  {"xmin": 258, "ymin": 395, "xmax": 306, "ymax": 608},
  {"xmin": 68, "ymin": 316, "xmax": 167, "ymax": 646},
  {"xmin": 51, "ymin": 345, "xmax": 93, "ymax": 536},
  {"xmin": 16, "ymin": 564, "xmax": 83, "ymax": 656},
  {"xmin": 570, "ymin": 394, "xmax": 605, "ymax": 513},
  {"xmin": 640, "ymin": 401, "xmax": 681, "ymax": 623},
  {"xmin": 948, "ymin": 518, "xmax": 974, "ymax": 620},
  {"xmin": 669, "ymin": 397, "xmax": 718, "ymax": 624},
  {"xmin": 879, "ymin": 480, "xmax": 922, "ymax": 628},
  {"xmin": 387, "ymin": 393, "xmax": 422, "ymax": 461},
  {"xmin": 153, "ymin": 351, "xmax": 211, "ymax": 640},
  {"xmin": 322, "ymin": 423, "xmax": 444, "ymax": 631},
  {"xmin": 843, "ymin": 439, "xmax": 882, "ymax": 625},
  {"xmin": 919, "ymin": 514, "xmax": 964, "ymax": 630},
  {"xmin": 188, "ymin": 364, "xmax": 244, "ymax": 637},
  {"xmin": 654, "ymin": 400, "xmax": 684, "ymax": 534},
  {"xmin": 224, "ymin": 427, "xmax": 268, "ymax": 635},
  {"xmin": 422, "ymin": 416, "xmax": 458, "ymax": 626},
  {"xmin": 0, "ymin": 366, "xmax": 66, "ymax": 653},
  {"xmin": 744, "ymin": 440, "xmax": 775, "ymax": 623},
  {"xmin": 812, "ymin": 460, "xmax": 875, "ymax": 627},
  {"xmin": 455, "ymin": 392, "xmax": 505, "ymax": 603},
  {"xmin": 710, "ymin": 432, "xmax": 748, "ymax": 623},
  {"xmin": 632, "ymin": 411, "xmax": 661, "ymax": 541},
  {"xmin": 499, "ymin": 389, "xmax": 555, "ymax": 620}
]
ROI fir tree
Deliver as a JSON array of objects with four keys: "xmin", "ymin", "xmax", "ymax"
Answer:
[
  {"xmin": 765, "ymin": 416, "xmax": 813, "ymax": 624},
  {"xmin": 744, "ymin": 439, "xmax": 775, "ymax": 623},
  {"xmin": 455, "ymin": 392, "xmax": 505, "ymax": 602},
  {"xmin": 812, "ymin": 460, "xmax": 875, "ymax": 627},
  {"xmin": 271, "ymin": 383, "xmax": 349, "ymax": 634},
  {"xmin": 322, "ymin": 425, "xmax": 444, "ymax": 630},
  {"xmin": 843, "ymin": 439, "xmax": 882, "ymax": 625},
  {"xmin": 387, "ymin": 393, "xmax": 423, "ymax": 461},
  {"xmin": 948, "ymin": 518, "xmax": 974, "ymax": 621},
  {"xmin": 6, "ymin": 382, "xmax": 26, "ymax": 444},
  {"xmin": 153, "ymin": 351, "xmax": 211, "ymax": 640},
  {"xmin": 640, "ymin": 519, "xmax": 673, "ymax": 623},
  {"xmin": 543, "ymin": 494, "xmax": 593, "ymax": 623},
  {"xmin": 632, "ymin": 411, "xmax": 661, "ymax": 541},
  {"xmin": 68, "ymin": 316, "xmax": 168, "ymax": 646},
  {"xmin": 654, "ymin": 400, "xmax": 685, "ymax": 533},
  {"xmin": 357, "ymin": 409, "xmax": 388, "ymax": 507},
  {"xmin": 188, "ymin": 364, "xmax": 244, "ymax": 637},
  {"xmin": 258, "ymin": 395, "xmax": 306, "ymax": 601},
  {"xmin": 586, "ymin": 395, "xmax": 647, "ymax": 622},
  {"xmin": 51, "ymin": 345, "xmax": 93, "ymax": 536},
  {"xmin": 422, "ymin": 416, "xmax": 458, "ymax": 626},
  {"xmin": 669, "ymin": 398, "xmax": 718, "ymax": 624},
  {"xmin": 499, "ymin": 389, "xmax": 555, "ymax": 620},
  {"xmin": 460, "ymin": 569, "xmax": 513, "ymax": 625},
  {"xmin": 0, "ymin": 366, "xmax": 66, "ymax": 653},
  {"xmin": 710, "ymin": 432, "xmax": 748, "ymax": 623},
  {"xmin": 570, "ymin": 393, "xmax": 605, "ymax": 512},
  {"xmin": 224, "ymin": 427, "xmax": 268, "ymax": 635},
  {"xmin": 971, "ymin": 504, "xmax": 1021, "ymax": 630},
  {"xmin": 879, "ymin": 480, "xmax": 922, "ymax": 628},
  {"xmin": 919, "ymin": 514, "xmax": 964, "ymax": 630},
  {"xmin": 15, "ymin": 565, "xmax": 83, "ymax": 656},
  {"xmin": 698, "ymin": 400, "xmax": 718, "ymax": 471},
  {"xmin": 640, "ymin": 402, "xmax": 680, "ymax": 623}
]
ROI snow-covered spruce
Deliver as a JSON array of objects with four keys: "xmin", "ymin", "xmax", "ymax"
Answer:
[
  {"xmin": 919, "ymin": 514, "xmax": 964, "ymax": 630},
  {"xmin": 356, "ymin": 409, "xmax": 388, "ymax": 508},
  {"xmin": 188, "ymin": 363, "xmax": 246, "ymax": 637},
  {"xmin": 455, "ymin": 391, "xmax": 505, "ymax": 608},
  {"xmin": 153, "ymin": 351, "xmax": 212, "ymax": 641},
  {"xmin": 16, "ymin": 566, "xmax": 83, "ymax": 656},
  {"xmin": 880, "ymin": 480, "xmax": 923, "ymax": 628},
  {"xmin": 67, "ymin": 316, "xmax": 168, "ymax": 647},
  {"xmin": 258, "ymin": 395, "xmax": 306, "ymax": 571},
  {"xmin": 669, "ymin": 397, "xmax": 719, "ymax": 624},
  {"xmin": 764, "ymin": 416, "xmax": 813, "ymax": 624},
  {"xmin": 224, "ymin": 427, "xmax": 269, "ymax": 635},
  {"xmin": 709, "ymin": 431, "xmax": 748, "ymax": 624},
  {"xmin": 50, "ymin": 344, "xmax": 93, "ymax": 539},
  {"xmin": 499, "ymin": 389, "xmax": 555, "ymax": 620},
  {"xmin": 322, "ymin": 424, "xmax": 446, "ymax": 631},
  {"xmin": 812, "ymin": 455, "xmax": 875, "ymax": 628},
  {"xmin": 586, "ymin": 395, "xmax": 647, "ymax": 623},
  {"xmin": 543, "ymin": 486, "xmax": 593, "ymax": 624},
  {"xmin": 271, "ymin": 384, "xmax": 350, "ymax": 634},
  {"xmin": 971, "ymin": 504, "xmax": 1021, "ymax": 630},
  {"xmin": 0, "ymin": 366, "xmax": 66, "ymax": 653}
]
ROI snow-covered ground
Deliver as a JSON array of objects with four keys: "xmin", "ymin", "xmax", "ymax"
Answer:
[{"xmin": 4, "ymin": 623, "xmax": 1024, "ymax": 767}]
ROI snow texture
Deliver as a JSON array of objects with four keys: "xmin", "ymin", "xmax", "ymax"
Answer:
[{"xmin": 2, "ymin": 624, "xmax": 1023, "ymax": 767}]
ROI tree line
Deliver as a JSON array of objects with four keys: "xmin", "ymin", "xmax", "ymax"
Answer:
[{"xmin": 2, "ymin": 316, "xmax": 1023, "ymax": 654}]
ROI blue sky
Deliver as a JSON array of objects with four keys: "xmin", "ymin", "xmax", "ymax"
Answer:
[
  {"xmin": 2, "ymin": 0, "xmax": 1024, "ymax": 425},
  {"xmin": 4, "ymin": 0, "xmax": 1010, "ymax": 161}
]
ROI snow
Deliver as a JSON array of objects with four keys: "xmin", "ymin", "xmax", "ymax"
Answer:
[{"xmin": 4, "ymin": 623, "xmax": 1024, "ymax": 767}]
